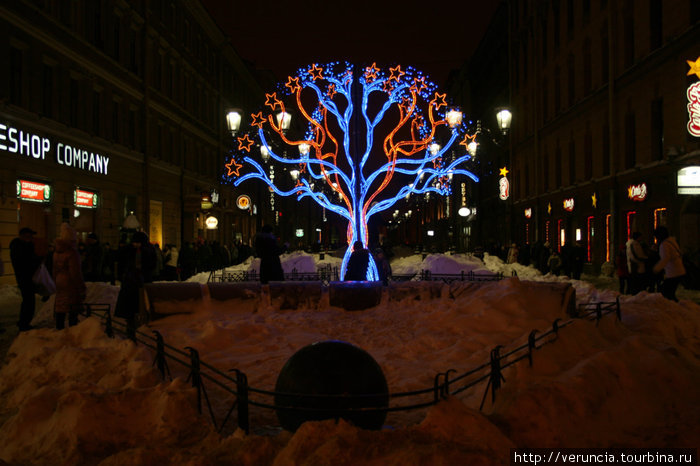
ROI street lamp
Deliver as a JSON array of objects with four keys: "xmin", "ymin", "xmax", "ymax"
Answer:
[
  {"xmin": 496, "ymin": 107, "xmax": 512, "ymax": 135},
  {"xmin": 226, "ymin": 109, "xmax": 243, "ymax": 136},
  {"xmin": 276, "ymin": 111, "xmax": 292, "ymax": 134}
]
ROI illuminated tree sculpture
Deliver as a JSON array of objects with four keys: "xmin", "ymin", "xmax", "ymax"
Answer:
[{"xmin": 223, "ymin": 62, "xmax": 478, "ymax": 280}]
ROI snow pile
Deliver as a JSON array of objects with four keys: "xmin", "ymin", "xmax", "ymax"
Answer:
[{"xmin": 1, "ymin": 252, "xmax": 699, "ymax": 465}]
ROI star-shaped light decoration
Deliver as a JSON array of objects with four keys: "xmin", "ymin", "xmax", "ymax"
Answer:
[
  {"xmin": 499, "ymin": 166, "xmax": 509, "ymax": 177},
  {"xmin": 285, "ymin": 76, "xmax": 301, "ymax": 93},
  {"xmin": 250, "ymin": 111, "xmax": 266, "ymax": 129},
  {"xmin": 382, "ymin": 79, "xmax": 395, "ymax": 94},
  {"xmin": 308, "ymin": 63, "xmax": 324, "ymax": 81},
  {"xmin": 237, "ymin": 134, "xmax": 254, "ymax": 152},
  {"xmin": 388, "ymin": 65, "xmax": 405, "ymax": 83},
  {"xmin": 591, "ymin": 192, "xmax": 597, "ymax": 208},
  {"xmin": 410, "ymin": 77, "xmax": 427, "ymax": 94},
  {"xmin": 459, "ymin": 133, "xmax": 477, "ymax": 152},
  {"xmin": 225, "ymin": 158, "xmax": 243, "ymax": 177},
  {"xmin": 364, "ymin": 62, "xmax": 380, "ymax": 82},
  {"xmin": 265, "ymin": 92, "xmax": 282, "ymax": 110},
  {"xmin": 547, "ymin": 202, "xmax": 552, "ymax": 214},
  {"xmin": 430, "ymin": 92, "xmax": 447, "ymax": 110},
  {"xmin": 687, "ymin": 57, "xmax": 700, "ymax": 79},
  {"xmin": 327, "ymin": 83, "xmax": 336, "ymax": 99}
]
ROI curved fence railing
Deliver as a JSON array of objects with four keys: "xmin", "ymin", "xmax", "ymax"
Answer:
[{"xmin": 76, "ymin": 296, "xmax": 621, "ymax": 435}]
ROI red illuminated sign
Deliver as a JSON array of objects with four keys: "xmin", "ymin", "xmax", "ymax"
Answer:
[
  {"xmin": 74, "ymin": 188, "xmax": 98, "ymax": 208},
  {"xmin": 627, "ymin": 183, "xmax": 647, "ymax": 201},
  {"xmin": 563, "ymin": 198, "xmax": 574, "ymax": 211},
  {"xmin": 17, "ymin": 179, "xmax": 51, "ymax": 203}
]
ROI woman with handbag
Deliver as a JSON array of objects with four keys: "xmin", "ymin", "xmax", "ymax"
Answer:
[{"xmin": 52, "ymin": 223, "xmax": 86, "ymax": 329}]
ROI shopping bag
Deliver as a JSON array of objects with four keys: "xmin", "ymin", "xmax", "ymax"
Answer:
[{"xmin": 32, "ymin": 263, "xmax": 56, "ymax": 297}]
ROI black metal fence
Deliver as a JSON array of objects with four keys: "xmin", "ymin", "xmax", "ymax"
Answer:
[
  {"xmin": 75, "ymin": 296, "xmax": 621, "ymax": 435},
  {"xmin": 210, "ymin": 267, "xmax": 502, "ymax": 285}
]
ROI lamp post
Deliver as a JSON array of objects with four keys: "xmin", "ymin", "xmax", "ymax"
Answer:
[{"xmin": 226, "ymin": 109, "xmax": 242, "ymax": 136}]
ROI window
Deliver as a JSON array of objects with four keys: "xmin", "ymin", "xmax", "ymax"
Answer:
[
  {"xmin": 583, "ymin": 0, "xmax": 590, "ymax": 23},
  {"xmin": 69, "ymin": 77, "xmax": 79, "ymax": 127},
  {"xmin": 542, "ymin": 77, "xmax": 549, "ymax": 122},
  {"xmin": 543, "ymin": 150, "xmax": 550, "ymax": 191},
  {"xmin": 567, "ymin": 54, "xmax": 575, "ymax": 106},
  {"xmin": 554, "ymin": 66, "xmax": 561, "ymax": 113},
  {"xmin": 568, "ymin": 136, "xmax": 576, "ymax": 184},
  {"xmin": 555, "ymin": 143, "xmax": 562, "ymax": 188},
  {"xmin": 42, "ymin": 64, "xmax": 53, "ymax": 118},
  {"xmin": 650, "ymin": 0, "xmax": 662, "ymax": 50},
  {"xmin": 623, "ymin": 4, "xmax": 635, "ymax": 68},
  {"xmin": 584, "ymin": 124, "xmax": 592, "ymax": 180},
  {"xmin": 541, "ymin": 18, "xmax": 548, "ymax": 64},
  {"xmin": 553, "ymin": 0, "xmax": 561, "ymax": 49},
  {"xmin": 112, "ymin": 99, "xmax": 120, "ymax": 142},
  {"xmin": 601, "ymin": 23, "xmax": 609, "ymax": 84},
  {"xmin": 567, "ymin": 0, "xmax": 575, "ymax": 39},
  {"xmin": 650, "ymin": 98, "xmax": 664, "ymax": 161},
  {"xmin": 624, "ymin": 111, "xmax": 636, "ymax": 169},
  {"xmin": 583, "ymin": 38, "xmax": 592, "ymax": 94},
  {"xmin": 9, "ymin": 47, "xmax": 24, "ymax": 106},
  {"xmin": 602, "ymin": 122, "xmax": 610, "ymax": 175},
  {"xmin": 92, "ymin": 90, "xmax": 101, "ymax": 137}
]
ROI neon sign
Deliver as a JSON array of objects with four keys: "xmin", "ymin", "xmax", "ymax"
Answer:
[
  {"xmin": 74, "ymin": 188, "xmax": 98, "ymax": 208},
  {"xmin": 1, "ymin": 123, "xmax": 110, "ymax": 175},
  {"xmin": 236, "ymin": 194, "xmax": 251, "ymax": 210},
  {"xmin": 627, "ymin": 183, "xmax": 647, "ymax": 201},
  {"xmin": 563, "ymin": 198, "xmax": 574, "ymax": 211},
  {"xmin": 678, "ymin": 166, "xmax": 700, "ymax": 194},
  {"xmin": 687, "ymin": 82, "xmax": 700, "ymax": 137},
  {"xmin": 524, "ymin": 208, "xmax": 532, "ymax": 218},
  {"xmin": 17, "ymin": 179, "xmax": 51, "ymax": 203},
  {"xmin": 498, "ymin": 166, "xmax": 509, "ymax": 201}
]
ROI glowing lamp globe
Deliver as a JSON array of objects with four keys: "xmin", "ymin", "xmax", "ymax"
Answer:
[
  {"xmin": 226, "ymin": 109, "xmax": 242, "ymax": 135},
  {"xmin": 445, "ymin": 109, "xmax": 463, "ymax": 128},
  {"xmin": 458, "ymin": 207, "xmax": 471, "ymax": 217},
  {"xmin": 496, "ymin": 108, "xmax": 512, "ymax": 134},
  {"xmin": 276, "ymin": 111, "xmax": 292, "ymax": 132}
]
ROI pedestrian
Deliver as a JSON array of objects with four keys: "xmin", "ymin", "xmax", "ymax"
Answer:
[
  {"xmin": 507, "ymin": 242, "xmax": 519, "ymax": 264},
  {"xmin": 538, "ymin": 242, "xmax": 552, "ymax": 274},
  {"xmin": 52, "ymin": 223, "xmax": 86, "ymax": 329},
  {"xmin": 570, "ymin": 241, "xmax": 585, "ymax": 280},
  {"xmin": 344, "ymin": 241, "xmax": 371, "ymax": 281},
  {"xmin": 114, "ymin": 231, "xmax": 157, "ymax": 335},
  {"xmin": 373, "ymin": 247, "xmax": 392, "ymax": 285},
  {"xmin": 626, "ymin": 232, "xmax": 648, "ymax": 294},
  {"xmin": 9, "ymin": 227, "xmax": 43, "ymax": 331},
  {"xmin": 82, "ymin": 232, "xmax": 104, "ymax": 282},
  {"xmin": 547, "ymin": 251, "xmax": 562, "ymax": 276},
  {"xmin": 615, "ymin": 244, "xmax": 629, "ymax": 294},
  {"xmin": 178, "ymin": 242, "xmax": 196, "ymax": 280},
  {"xmin": 255, "ymin": 225, "xmax": 284, "ymax": 284},
  {"xmin": 652, "ymin": 226, "xmax": 686, "ymax": 302},
  {"xmin": 163, "ymin": 244, "xmax": 179, "ymax": 281}
]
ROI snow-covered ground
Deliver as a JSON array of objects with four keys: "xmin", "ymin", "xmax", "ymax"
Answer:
[{"xmin": 0, "ymin": 252, "xmax": 699, "ymax": 465}]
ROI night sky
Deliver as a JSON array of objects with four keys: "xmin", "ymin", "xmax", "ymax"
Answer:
[{"xmin": 200, "ymin": 0, "xmax": 501, "ymax": 89}]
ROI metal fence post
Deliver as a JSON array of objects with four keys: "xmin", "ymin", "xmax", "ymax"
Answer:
[
  {"xmin": 236, "ymin": 369, "xmax": 249, "ymax": 434},
  {"xmin": 185, "ymin": 346, "xmax": 203, "ymax": 414}
]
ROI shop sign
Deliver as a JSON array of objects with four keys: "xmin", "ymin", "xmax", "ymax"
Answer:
[
  {"xmin": 498, "ymin": 166, "xmax": 509, "ymax": 201},
  {"xmin": 205, "ymin": 216, "xmax": 218, "ymax": 229},
  {"xmin": 677, "ymin": 166, "xmax": 700, "ymax": 194},
  {"xmin": 563, "ymin": 198, "xmax": 574, "ymax": 212},
  {"xmin": 1, "ymin": 122, "xmax": 110, "ymax": 175},
  {"xmin": 688, "ymin": 82, "xmax": 700, "ymax": 137},
  {"xmin": 201, "ymin": 193, "xmax": 213, "ymax": 211},
  {"xmin": 627, "ymin": 183, "xmax": 648, "ymax": 201},
  {"xmin": 74, "ymin": 188, "xmax": 98, "ymax": 208},
  {"xmin": 524, "ymin": 208, "xmax": 532, "ymax": 218},
  {"xmin": 17, "ymin": 179, "xmax": 51, "ymax": 203},
  {"xmin": 236, "ymin": 195, "xmax": 251, "ymax": 210}
]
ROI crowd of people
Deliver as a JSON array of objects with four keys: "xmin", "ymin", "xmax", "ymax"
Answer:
[{"xmin": 4, "ymin": 222, "xmax": 689, "ymax": 333}]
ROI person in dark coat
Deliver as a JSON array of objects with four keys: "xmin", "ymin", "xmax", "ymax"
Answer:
[
  {"xmin": 570, "ymin": 241, "xmax": 586, "ymax": 280},
  {"xmin": 82, "ymin": 232, "xmax": 104, "ymax": 282},
  {"xmin": 255, "ymin": 225, "xmax": 284, "ymax": 284},
  {"xmin": 373, "ymin": 247, "xmax": 392, "ymax": 285},
  {"xmin": 115, "ymin": 231, "xmax": 156, "ymax": 335},
  {"xmin": 344, "ymin": 241, "xmax": 371, "ymax": 281},
  {"xmin": 52, "ymin": 223, "xmax": 86, "ymax": 329},
  {"xmin": 178, "ymin": 242, "xmax": 196, "ymax": 280},
  {"xmin": 10, "ymin": 227, "xmax": 43, "ymax": 331}
]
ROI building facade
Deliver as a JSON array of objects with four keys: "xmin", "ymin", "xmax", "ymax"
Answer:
[
  {"xmin": 0, "ymin": 0, "xmax": 264, "ymax": 284},
  {"xmin": 465, "ymin": 0, "xmax": 700, "ymax": 271}
]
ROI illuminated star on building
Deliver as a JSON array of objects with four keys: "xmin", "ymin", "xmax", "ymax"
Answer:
[
  {"xmin": 592, "ymin": 193, "xmax": 598, "ymax": 208},
  {"xmin": 499, "ymin": 166, "xmax": 509, "ymax": 177},
  {"xmin": 687, "ymin": 57, "xmax": 700, "ymax": 79}
]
